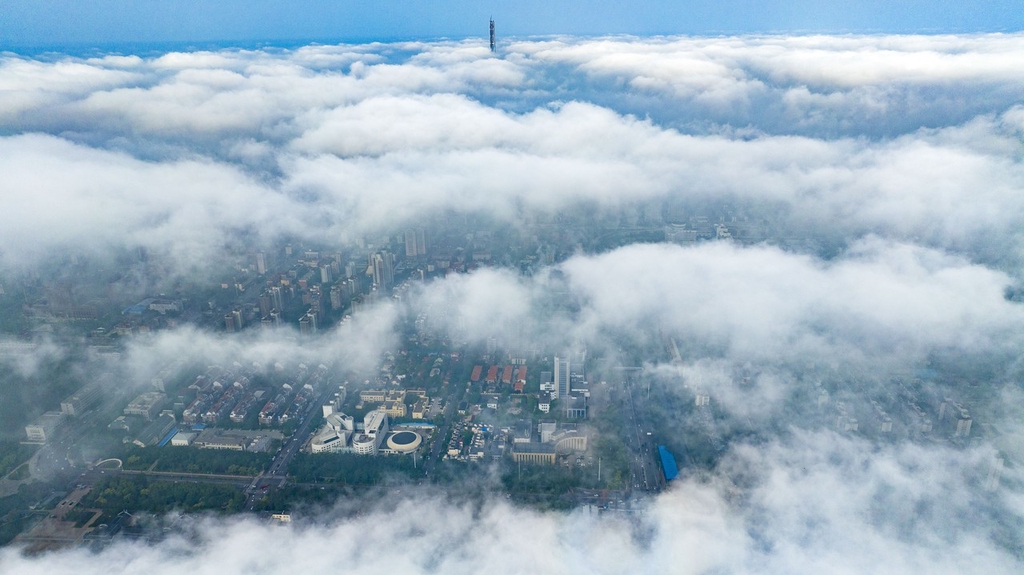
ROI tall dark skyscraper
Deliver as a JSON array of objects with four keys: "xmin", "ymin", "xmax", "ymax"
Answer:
[
  {"xmin": 554, "ymin": 356, "xmax": 569, "ymax": 400},
  {"xmin": 489, "ymin": 18, "xmax": 495, "ymax": 52}
]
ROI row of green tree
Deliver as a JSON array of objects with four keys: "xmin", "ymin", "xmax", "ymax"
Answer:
[
  {"xmin": 117, "ymin": 445, "xmax": 271, "ymax": 476},
  {"xmin": 501, "ymin": 461, "xmax": 581, "ymax": 495},
  {"xmin": 82, "ymin": 476, "xmax": 246, "ymax": 514}
]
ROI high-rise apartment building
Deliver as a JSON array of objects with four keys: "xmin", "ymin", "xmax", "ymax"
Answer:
[
  {"xmin": 299, "ymin": 311, "xmax": 318, "ymax": 335},
  {"xmin": 405, "ymin": 229, "xmax": 427, "ymax": 257},
  {"xmin": 370, "ymin": 251, "xmax": 394, "ymax": 290}
]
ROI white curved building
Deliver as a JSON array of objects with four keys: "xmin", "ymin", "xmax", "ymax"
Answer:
[
  {"xmin": 386, "ymin": 430, "xmax": 422, "ymax": 454},
  {"xmin": 309, "ymin": 409, "xmax": 389, "ymax": 455},
  {"xmin": 325, "ymin": 412, "xmax": 354, "ymax": 433},
  {"xmin": 352, "ymin": 433, "xmax": 377, "ymax": 455},
  {"xmin": 310, "ymin": 429, "xmax": 351, "ymax": 454},
  {"xmin": 554, "ymin": 432, "xmax": 588, "ymax": 454},
  {"xmin": 309, "ymin": 411, "xmax": 356, "ymax": 454}
]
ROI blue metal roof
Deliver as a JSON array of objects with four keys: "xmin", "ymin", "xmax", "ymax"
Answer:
[
  {"xmin": 157, "ymin": 428, "xmax": 178, "ymax": 447},
  {"xmin": 658, "ymin": 445, "xmax": 679, "ymax": 481}
]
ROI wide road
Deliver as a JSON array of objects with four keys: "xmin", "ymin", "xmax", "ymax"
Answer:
[
  {"xmin": 622, "ymin": 373, "xmax": 663, "ymax": 492},
  {"xmin": 244, "ymin": 382, "xmax": 337, "ymax": 509},
  {"xmin": 120, "ymin": 468, "xmax": 253, "ymax": 487}
]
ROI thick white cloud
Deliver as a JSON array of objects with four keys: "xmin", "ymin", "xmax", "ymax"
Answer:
[
  {"xmin": 0, "ymin": 338, "xmax": 65, "ymax": 378},
  {"xmin": 515, "ymin": 34, "xmax": 1024, "ymax": 119},
  {"xmin": 119, "ymin": 302, "xmax": 400, "ymax": 386},
  {"xmin": 410, "ymin": 239, "xmax": 1024, "ymax": 371},
  {"xmin": 1, "ymin": 35, "xmax": 1023, "ymax": 275},
  {"xmin": 0, "ymin": 57, "xmax": 143, "ymax": 124},
  {"xmin": 0, "ymin": 134, "xmax": 305, "ymax": 272},
  {"xmin": 562, "ymin": 239, "xmax": 1023, "ymax": 364}
]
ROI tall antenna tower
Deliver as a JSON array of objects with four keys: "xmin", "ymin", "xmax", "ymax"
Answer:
[{"xmin": 489, "ymin": 18, "xmax": 495, "ymax": 52}]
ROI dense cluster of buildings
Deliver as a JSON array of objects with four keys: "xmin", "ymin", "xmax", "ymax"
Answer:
[
  {"xmin": 309, "ymin": 409, "xmax": 391, "ymax": 455},
  {"xmin": 814, "ymin": 379, "xmax": 975, "ymax": 441},
  {"xmin": 46, "ymin": 361, "xmax": 330, "ymax": 454},
  {"xmin": 309, "ymin": 407, "xmax": 426, "ymax": 456},
  {"xmin": 446, "ymin": 421, "xmax": 501, "ymax": 461},
  {"xmin": 356, "ymin": 388, "xmax": 430, "ymax": 419},
  {"xmin": 537, "ymin": 355, "xmax": 589, "ymax": 418},
  {"xmin": 250, "ymin": 245, "xmax": 409, "ymax": 335}
]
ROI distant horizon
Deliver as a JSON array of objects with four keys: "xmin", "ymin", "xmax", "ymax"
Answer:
[
  {"xmin": 2, "ymin": 0, "xmax": 1022, "ymax": 52},
  {"xmin": 6, "ymin": 29, "xmax": 1024, "ymax": 58}
]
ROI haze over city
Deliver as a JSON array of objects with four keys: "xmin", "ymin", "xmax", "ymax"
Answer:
[{"xmin": 0, "ymin": 2, "xmax": 1022, "ymax": 574}]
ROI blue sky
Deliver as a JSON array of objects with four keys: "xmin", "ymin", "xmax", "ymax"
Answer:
[{"xmin": 2, "ymin": 0, "xmax": 1022, "ymax": 47}]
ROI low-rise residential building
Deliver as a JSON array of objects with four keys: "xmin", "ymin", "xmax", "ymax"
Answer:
[
  {"xmin": 538, "ymin": 392, "xmax": 551, "ymax": 413},
  {"xmin": 359, "ymin": 389, "xmax": 387, "ymax": 403},
  {"xmin": 382, "ymin": 400, "xmax": 406, "ymax": 418},
  {"xmin": 411, "ymin": 398, "xmax": 430, "ymax": 419}
]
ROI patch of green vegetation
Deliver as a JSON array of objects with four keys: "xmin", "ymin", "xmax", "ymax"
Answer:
[
  {"xmin": 81, "ymin": 476, "xmax": 245, "ymax": 514},
  {"xmin": 289, "ymin": 452, "xmax": 419, "ymax": 485},
  {"xmin": 502, "ymin": 460, "xmax": 580, "ymax": 495},
  {"xmin": 8, "ymin": 463, "xmax": 30, "ymax": 481},
  {"xmin": 591, "ymin": 437, "xmax": 631, "ymax": 490},
  {"xmin": 427, "ymin": 459, "xmax": 475, "ymax": 484},
  {"xmin": 0, "ymin": 482, "xmax": 59, "ymax": 546},
  {"xmin": 116, "ymin": 445, "xmax": 270, "ymax": 476},
  {"xmin": 0, "ymin": 442, "xmax": 36, "ymax": 477},
  {"xmin": 64, "ymin": 508, "xmax": 96, "ymax": 528},
  {"xmin": 251, "ymin": 484, "xmax": 350, "ymax": 513}
]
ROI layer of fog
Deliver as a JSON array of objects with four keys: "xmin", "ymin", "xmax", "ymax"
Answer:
[
  {"xmin": 1, "ymin": 431, "xmax": 1019, "ymax": 574},
  {"xmin": 24, "ymin": 237, "xmax": 1012, "ymax": 572}
]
